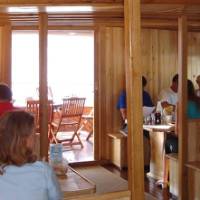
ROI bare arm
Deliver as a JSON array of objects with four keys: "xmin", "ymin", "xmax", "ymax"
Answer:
[
  {"xmin": 161, "ymin": 101, "xmax": 176, "ymax": 111},
  {"xmin": 120, "ymin": 108, "xmax": 127, "ymax": 121}
]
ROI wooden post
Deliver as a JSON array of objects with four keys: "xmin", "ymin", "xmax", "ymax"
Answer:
[
  {"xmin": 178, "ymin": 15, "xmax": 188, "ymax": 200},
  {"xmin": 39, "ymin": 13, "xmax": 49, "ymax": 160},
  {"xmin": 124, "ymin": 0, "xmax": 144, "ymax": 199},
  {"xmin": 0, "ymin": 22, "xmax": 11, "ymax": 85}
]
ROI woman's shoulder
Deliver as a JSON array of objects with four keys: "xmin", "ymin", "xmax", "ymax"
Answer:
[{"xmin": 32, "ymin": 161, "xmax": 52, "ymax": 170}]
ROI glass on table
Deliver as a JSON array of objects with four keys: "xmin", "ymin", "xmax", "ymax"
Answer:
[{"xmin": 144, "ymin": 115, "xmax": 152, "ymax": 125}]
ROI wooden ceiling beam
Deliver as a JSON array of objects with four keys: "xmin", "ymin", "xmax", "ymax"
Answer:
[
  {"xmin": 142, "ymin": 0, "xmax": 200, "ymax": 4},
  {"xmin": 0, "ymin": 0, "xmax": 123, "ymax": 6}
]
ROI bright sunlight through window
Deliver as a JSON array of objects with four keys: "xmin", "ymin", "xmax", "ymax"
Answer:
[{"xmin": 12, "ymin": 30, "xmax": 94, "ymax": 107}]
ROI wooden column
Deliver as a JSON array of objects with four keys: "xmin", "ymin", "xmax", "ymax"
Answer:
[
  {"xmin": 0, "ymin": 22, "xmax": 11, "ymax": 85},
  {"xmin": 124, "ymin": 0, "xmax": 144, "ymax": 199},
  {"xmin": 39, "ymin": 13, "xmax": 48, "ymax": 160},
  {"xmin": 178, "ymin": 15, "xmax": 188, "ymax": 200}
]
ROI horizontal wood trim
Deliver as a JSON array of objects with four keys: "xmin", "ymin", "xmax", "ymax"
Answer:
[
  {"xmin": 0, "ymin": 0, "xmax": 123, "ymax": 5},
  {"xmin": 186, "ymin": 161, "xmax": 200, "ymax": 172},
  {"xmin": 108, "ymin": 132, "xmax": 127, "ymax": 139},
  {"xmin": 64, "ymin": 190, "xmax": 131, "ymax": 200},
  {"xmin": 166, "ymin": 153, "xmax": 178, "ymax": 161},
  {"xmin": 142, "ymin": 0, "xmax": 200, "ymax": 4}
]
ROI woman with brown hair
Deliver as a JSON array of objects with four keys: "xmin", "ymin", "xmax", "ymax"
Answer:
[{"xmin": 0, "ymin": 111, "xmax": 62, "ymax": 200}]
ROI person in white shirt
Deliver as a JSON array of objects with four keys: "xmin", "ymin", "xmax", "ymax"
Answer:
[
  {"xmin": 195, "ymin": 75, "xmax": 200, "ymax": 97},
  {"xmin": 0, "ymin": 111, "xmax": 62, "ymax": 200},
  {"xmin": 159, "ymin": 74, "xmax": 178, "ymax": 110}
]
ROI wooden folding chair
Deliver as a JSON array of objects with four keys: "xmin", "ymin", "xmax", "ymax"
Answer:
[
  {"xmin": 26, "ymin": 99, "xmax": 54, "ymax": 136},
  {"xmin": 78, "ymin": 108, "xmax": 94, "ymax": 141},
  {"xmin": 51, "ymin": 97, "xmax": 86, "ymax": 148}
]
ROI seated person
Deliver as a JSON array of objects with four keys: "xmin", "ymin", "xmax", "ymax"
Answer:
[
  {"xmin": 159, "ymin": 79, "xmax": 200, "ymax": 188},
  {"xmin": 159, "ymin": 74, "xmax": 178, "ymax": 111},
  {"xmin": 117, "ymin": 76, "xmax": 154, "ymax": 126},
  {"xmin": 117, "ymin": 76, "xmax": 153, "ymax": 170},
  {"xmin": 0, "ymin": 83, "xmax": 15, "ymax": 116},
  {"xmin": 195, "ymin": 75, "xmax": 200, "ymax": 97},
  {"xmin": 0, "ymin": 111, "xmax": 62, "ymax": 200}
]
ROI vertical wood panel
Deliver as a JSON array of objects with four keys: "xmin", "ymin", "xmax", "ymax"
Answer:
[
  {"xmin": 96, "ymin": 26, "xmax": 124, "ymax": 160},
  {"xmin": 39, "ymin": 13, "xmax": 48, "ymax": 160},
  {"xmin": 0, "ymin": 23, "xmax": 11, "ymax": 85},
  {"xmin": 177, "ymin": 16, "xmax": 188, "ymax": 200},
  {"xmin": 124, "ymin": 0, "xmax": 144, "ymax": 199}
]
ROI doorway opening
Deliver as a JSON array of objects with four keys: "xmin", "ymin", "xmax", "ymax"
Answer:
[{"xmin": 11, "ymin": 29, "xmax": 95, "ymax": 163}]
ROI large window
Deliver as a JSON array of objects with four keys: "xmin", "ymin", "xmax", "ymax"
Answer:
[
  {"xmin": 12, "ymin": 30, "xmax": 39, "ymax": 106},
  {"xmin": 12, "ymin": 30, "xmax": 94, "ymax": 107}
]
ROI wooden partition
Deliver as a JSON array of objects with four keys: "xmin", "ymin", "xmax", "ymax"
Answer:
[{"xmin": 185, "ymin": 120, "xmax": 200, "ymax": 199}]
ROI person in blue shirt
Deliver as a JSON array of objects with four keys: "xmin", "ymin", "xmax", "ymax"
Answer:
[
  {"xmin": 117, "ymin": 76, "xmax": 154, "ymax": 122},
  {"xmin": 0, "ymin": 111, "xmax": 62, "ymax": 200}
]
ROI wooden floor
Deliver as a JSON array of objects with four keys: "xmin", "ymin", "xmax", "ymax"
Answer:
[{"xmin": 63, "ymin": 131, "xmax": 177, "ymax": 200}]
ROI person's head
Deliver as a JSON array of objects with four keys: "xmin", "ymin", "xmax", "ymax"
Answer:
[
  {"xmin": 0, "ymin": 111, "xmax": 36, "ymax": 172},
  {"xmin": 0, "ymin": 83, "xmax": 12, "ymax": 102},
  {"xmin": 188, "ymin": 79, "xmax": 196, "ymax": 99},
  {"xmin": 142, "ymin": 76, "xmax": 147, "ymax": 89},
  {"xmin": 171, "ymin": 74, "xmax": 179, "ymax": 93},
  {"xmin": 196, "ymin": 75, "xmax": 200, "ymax": 89}
]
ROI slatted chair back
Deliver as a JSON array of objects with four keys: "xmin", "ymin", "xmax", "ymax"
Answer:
[
  {"xmin": 26, "ymin": 99, "xmax": 54, "ymax": 127},
  {"xmin": 62, "ymin": 97, "xmax": 86, "ymax": 120}
]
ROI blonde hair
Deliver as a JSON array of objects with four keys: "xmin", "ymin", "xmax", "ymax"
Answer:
[{"xmin": 0, "ymin": 111, "xmax": 37, "ymax": 174}]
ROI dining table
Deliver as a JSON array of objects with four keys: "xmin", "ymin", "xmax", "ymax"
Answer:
[
  {"xmin": 143, "ymin": 123, "xmax": 175, "ymax": 180},
  {"xmin": 58, "ymin": 166, "xmax": 96, "ymax": 199}
]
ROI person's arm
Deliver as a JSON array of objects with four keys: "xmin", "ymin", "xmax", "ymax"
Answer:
[
  {"xmin": 117, "ymin": 91, "xmax": 127, "ymax": 121},
  {"xmin": 159, "ymin": 89, "xmax": 176, "ymax": 111},
  {"xmin": 45, "ymin": 163, "xmax": 62, "ymax": 200},
  {"xmin": 161, "ymin": 101, "xmax": 176, "ymax": 111},
  {"xmin": 175, "ymin": 103, "xmax": 178, "ymax": 136},
  {"xmin": 120, "ymin": 108, "xmax": 127, "ymax": 121}
]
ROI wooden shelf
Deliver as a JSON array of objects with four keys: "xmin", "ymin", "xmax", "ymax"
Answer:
[{"xmin": 185, "ymin": 161, "xmax": 200, "ymax": 172}]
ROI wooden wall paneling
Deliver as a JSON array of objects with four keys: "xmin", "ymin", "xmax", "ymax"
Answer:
[
  {"xmin": 94, "ymin": 27, "xmax": 100, "ymax": 160},
  {"xmin": 177, "ymin": 15, "xmax": 188, "ymax": 200},
  {"xmin": 39, "ymin": 13, "xmax": 48, "ymax": 160},
  {"xmin": 158, "ymin": 30, "xmax": 178, "ymax": 94},
  {"xmin": 96, "ymin": 26, "xmax": 124, "ymax": 161},
  {"xmin": 141, "ymin": 29, "xmax": 178, "ymax": 104},
  {"xmin": 96, "ymin": 26, "xmax": 107, "ymax": 160},
  {"xmin": 188, "ymin": 32, "xmax": 200, "ymax": 85},
  {"xmin": 105, "ymin": 27, "xmax": 114, "ymax": 136},
  {"xmin": 112, "ymin": 27, "xmax": 125, "ymax": 131},
  {"xmin": 124, "ymin": 0, "xmax": 144, "ymax": 199},
  {"xmin": 0, "ymin": 23, "xmax": 11, "ymax": 85}
]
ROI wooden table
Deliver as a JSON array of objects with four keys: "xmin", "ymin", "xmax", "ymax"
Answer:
[
  {"xmin": 143, "ymin": 124, "xmax": 175, "ymax": 180},
  {"xmin": 59, "ymin": 167, "xmax": 96, "ymax": 199}
]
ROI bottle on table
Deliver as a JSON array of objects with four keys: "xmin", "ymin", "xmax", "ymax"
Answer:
[{"xmin": 155, "ymin": 101, "xmax": 162, "ymax": 125}]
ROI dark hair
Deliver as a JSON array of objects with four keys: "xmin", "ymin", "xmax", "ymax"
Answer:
[
  {"xmin": 172, "ymin": 74, "xmax": 179, "ymax": 83},
  {"xmin": 188, "ymin": 79, "xmax": 200, "ymax": 110},
  {"xmin": 0, "ymin": 111, "xmax": 37, "ymax": 174},
  {"xmin": 142, "ymin": 76, "xmax": 147, "ymax": 87},
  {"xmin": 0, "ymin": 83, "xmax": 12, "ymax": 101}
]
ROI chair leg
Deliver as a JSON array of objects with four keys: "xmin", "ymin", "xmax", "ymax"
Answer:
[
  {"xmin": 86, "ymin": 130, "xmax": 93, "ymax": 141},
  {"xmin": 74, "ymin": 132, "xmax": 84, "ymax": 148}
]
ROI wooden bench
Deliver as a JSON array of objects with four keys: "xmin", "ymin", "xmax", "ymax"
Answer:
[
  {"xmin": 108, "ymin": 132, "xmax": 128, "ymax": 169},
  {"xmin": 108, "ymin": 131, "xmax": 150, "ymax": 169},
  {"xmin": 167, "ymin": 120, "xmax": 200, "ymax": 199}
]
